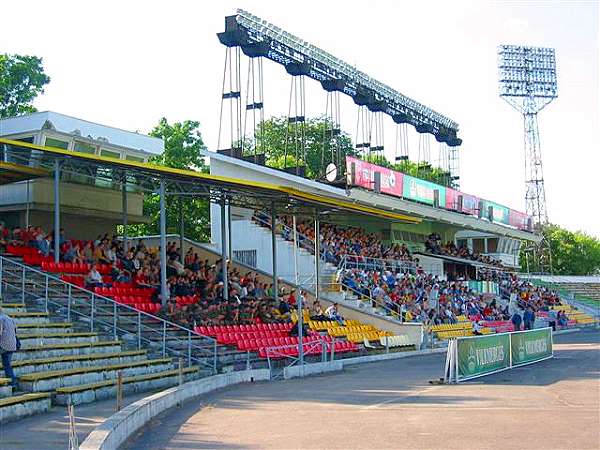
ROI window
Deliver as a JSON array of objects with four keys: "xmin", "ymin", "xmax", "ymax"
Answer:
[
  {"xmin": 125, "ymin": 154, "xmax": 145, "ymax": 163},
  {"xmin": 45, "ymin": 137, "xmax": 69, "ymax": 150},
  {"xmin": 487, "ymin": 238, "xmax": 499, "ymax": 253},
  {"xmin": 473, "ymin": 238, "xmax": 485, "ymax": 254},
  {"xmin": 74, "ymin": 141, "xmax": 96, "ymax": 154},
  {"xmin": 100, "ymin": 149, "xmax": 121, "ymax": 159},
  {"xmin": 456, "ymin": 239, "xmax": 467, "ymax": 248}
]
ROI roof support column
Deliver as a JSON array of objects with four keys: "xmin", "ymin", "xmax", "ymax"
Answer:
[
  {"xmin": 271, "ymin": 202, "xmax": 278, "ymax": 301},
  {"xmin": 314, "ymin": 210, "xmax": 320, "ymax": 301},
  {"xmin": 122, "ymin": 178, "xmax": 128, "ymax": 252},
  {"xmin": 227, "ymin": 203, "xmax": 233, "ymax": 261},
  {"xmin": 292, "ymin": 215, "xmax": 299, "ymax": 285},
  {"xmin": 159, "ymin": 180, "xmax": 168, "ymax": 306},
  {"xmin": 220, "ymin": 197, "xmax": 229, "ymax": 301},
  {"xmin": 179, "ymin": 197, "xmax": 185, "ymax": 264},
  {"xmin": 53, "ymin": 160, "xmax": 61, "ymax": 263}
]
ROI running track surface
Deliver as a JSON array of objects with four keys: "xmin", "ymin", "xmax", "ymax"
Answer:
[{"xmin": 123, "ymin": 330, "xmax": 600, "ymax": 450}]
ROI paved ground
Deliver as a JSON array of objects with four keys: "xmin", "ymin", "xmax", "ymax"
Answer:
[
  {"xmin": 124, "ymin": 330, "xmax": 600, "ymax": 450},
  {"xmin": 0, "ymin": 391, "xmax": 151, "ymax": 449}
]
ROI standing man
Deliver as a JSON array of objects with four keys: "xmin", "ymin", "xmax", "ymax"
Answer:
[
  {"xmin": 0, "ymin": 306, "xmax": 19, "ymax": 388},
  {"xmin": 511, "ymin": 310, "xmax": 523, "ymax": 332},
  {"xmin": 523, "ymin": 307, "xmax": 535, "ymax": 331}
]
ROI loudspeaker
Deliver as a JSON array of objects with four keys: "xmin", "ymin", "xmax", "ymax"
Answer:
[{"xmin": 374, "ymin": 171, "xmax": 381, "ymax": 193}]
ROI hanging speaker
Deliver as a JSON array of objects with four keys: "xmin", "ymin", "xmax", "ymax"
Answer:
[
  {"xmin": 488, "ymin": 206, "xmax": 494, "ymax": 222},
  {"xmin": 350, "ymin": 162, "xmax": 356, "ymax": 185},
  {"xmin": 478, "ymin": 200, "xmax": 485, "ymax": 218},
  {"xmin": 374, "ymin": 171, "xmax": 381, "ymax": 193},
  {"xmin": 457, "ymin": 195, "xmax": 463, "ymax": 212}
]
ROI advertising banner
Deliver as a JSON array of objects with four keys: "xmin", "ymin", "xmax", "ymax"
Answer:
[
  {"xmin": 457, "ymin": 333, "xmax": 510, "ymax": 380},
  {"xmin": 482, "ymin": 200, "xmax": 510, "ymax": 225},
  {"xmin": 402, "ymin": 175, "xmax": 446, "ymax": 207},
  {"xmin": 509, "ymin": 209, "xmax": 530, "ymax": 230},
  {"xmin": 511, "ymin": 328, "xmax": 553, "ymax": 366},
  {"xmin": 346, "ymin": 156, "xmax": 403, "ymax": 197},
  {"xmin": 446, "ymin": 188, "xmax": 479, "ymax": 215}
]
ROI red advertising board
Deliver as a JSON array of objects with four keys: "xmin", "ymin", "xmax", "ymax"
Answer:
[
  {"xmin": 346, "ymin": 156, "xmax": 403, "ymax": 197},
  {"xmin": 445, "ymin": 188, "xmax": 480, "ymax": 215}
]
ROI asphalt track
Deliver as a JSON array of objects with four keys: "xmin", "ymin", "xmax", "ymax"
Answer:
[{"xmin": 123, "ymin": 330, "xmax": 600, "ymax": 450}]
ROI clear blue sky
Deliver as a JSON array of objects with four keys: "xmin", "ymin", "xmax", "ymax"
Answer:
[{"xmin": 1, "ymin": 0, "xmax": 598, "ymax": 236}]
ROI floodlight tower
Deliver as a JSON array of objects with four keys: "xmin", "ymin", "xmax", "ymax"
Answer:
[{"xmin": 497, "ymin": 45, "xmax": 558, "ymax": 225}]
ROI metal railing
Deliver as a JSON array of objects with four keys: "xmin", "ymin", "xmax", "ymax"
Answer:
[
  {"xmin": 337, "ymin": 254, "xmax": 417, "ymax": 274},
  {"xmin": 0, "ymin": 255, "xmax": 218, "ymax": 373}
]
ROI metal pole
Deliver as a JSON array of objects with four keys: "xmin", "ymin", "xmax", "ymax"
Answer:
[
  {"xmin": 53, "ymin": 160, "xmax": 61, "ymax": 263},
  {"xmin": 122, "ymin": 178, "xmax": 128, "ymax": 252},
  {"xmin": 293, "ymin": 215, "xmax": 299, "ymax": 285},
  {"xmin": 271, "ymin": 202, "xmax": 278, "ymax": 301},
  {"xmin": 159, "ymin": 181, "xmax": 168, "ymax": 306},
  {"xmin": 0, "ymin": 257, "xmax": 3, "ymax": 298},
  {"xmin": 314, "ymin": 211, "xmax": 320, "ymax": 301},
  {"xmin": 25, "ymin": 180, "xmax": 30, "ymax": 229},
  {"xmin": 179, "ymin": 197, "xmax": 184, "ymax": 264},
  {"xmin": 90, "ymin": 293, "xmax": 95, "ymax": 332},
  {"xmin": 298, "ymin": 290, "xmax": 304, "ymax": 365},
  {"xmin": 21, "ymin": 266, "xmax": 25, "ymax": 302},
  {"xmin": 227, "ymin": 203, "xmax": 233, "ymax": 262},
  {"xmin": 220, "ymin": 198, "xmax": 229, "ymax": 301}
]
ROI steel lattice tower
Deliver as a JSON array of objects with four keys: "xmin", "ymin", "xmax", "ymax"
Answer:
[{"xmin": 498, "ymin": 45, "xmax": 558, "ymax": 225}]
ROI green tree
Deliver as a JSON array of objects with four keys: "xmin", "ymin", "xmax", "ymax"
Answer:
[
  {"xmin": 243, "ymin": 116, "xmax": 355, "ymax": 179},
  {"xmin": 126, "ymin": 119, "xmax": 211, "ymax": 242},
  {"xmin": 0, "ymin": 54, "xmax": 50, "ymax": 118},
  {"xmin": 521, "ymin": 224, "xmax": 600, "ymax": 275}
]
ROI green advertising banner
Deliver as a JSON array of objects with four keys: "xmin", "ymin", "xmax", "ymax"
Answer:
[
  {"xmin": 402, "ymin": 175, "xmax": 446, "ymax": 207},
  {"xmin": 511, "ymin": 328, "xmax": 553, "ymax": 366},
  {"xmin": 482, "ymin": 200, "xmax": 510, "ymax": 225},
  {"xmin": 457, "ymin": 334, "xmax": 510, "ymax": 380}
]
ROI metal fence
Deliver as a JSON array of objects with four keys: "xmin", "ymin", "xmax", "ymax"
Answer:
[{"xmin": 0, "ymin": 255, "xmax": 218, "ymax": 374}]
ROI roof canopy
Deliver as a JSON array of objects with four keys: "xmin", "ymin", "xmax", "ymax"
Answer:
[{"xmin": 0, "ymin": 138, "xmax": 420, "ymax": 224}]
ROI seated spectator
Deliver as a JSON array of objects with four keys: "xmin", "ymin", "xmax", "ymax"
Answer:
[
  {"xmin": 85, "ymin": 264, "xmax": 105, "ymax": 288},
  {"xmin": 325, "ymin": 303, "xmax": 344, "ymax": 325}
]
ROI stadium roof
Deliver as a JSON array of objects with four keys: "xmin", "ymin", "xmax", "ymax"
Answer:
[
  {"xmin": 0, "ymin": 138, "xmax": 420, "ymax": 224},
  {"xmin": 0, "ymin": 161, "xmax": 48, "ymax": 185},
  {"xmin": 0, "ymin": 111, "xmax": 164, "ymax": 155}
]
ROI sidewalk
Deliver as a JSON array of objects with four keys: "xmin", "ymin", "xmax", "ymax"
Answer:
[{"xmin": 0, "ymin": 391, "xmax": 152, "ymax": 450}]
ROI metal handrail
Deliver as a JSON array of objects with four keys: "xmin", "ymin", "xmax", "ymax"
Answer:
[
  {"xmin": 0, "ymin": 255, "xmax": 218, "ymax": 373},
  {"xmin": 337, "ymin": 254, "xmax": 417, "ymax": 274}
]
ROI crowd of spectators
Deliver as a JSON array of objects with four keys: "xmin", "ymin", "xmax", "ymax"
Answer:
[
  {"xmin": 424, "ymin": 233, "xmax": 503, "ymax": 267},
  {"xmin": 255, "ymin": 213, "xmax": 417, "ymax": 268}
]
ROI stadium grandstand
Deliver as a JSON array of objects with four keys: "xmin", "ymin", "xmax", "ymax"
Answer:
[
  {"xmin": 0, "ymin": 8, "xmax": 597, "ymax": 449},
  {"xmin": 0, "ymin": 111, "xmax": 596, "ymax": 429}
]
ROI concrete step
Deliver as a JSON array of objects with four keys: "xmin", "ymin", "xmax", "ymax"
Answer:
[
  {"xmin": 17, "ymin": 322, "xmax": 74, "ymax": 334},
  {"xmin": 3, "ymin": 350, "xmax": 148, "ymax": 377},
  {"xmin": 18, "ymin": 332, "xmax": 100, "ymax": 347},
  {"xmin": 9, "ymin": 312, "xmax": 50, "ymax": 324},
  {"xmin": 0, "ymin": 393, "xmax": 52, "ymax": 424},
  {"xmin": 13, "ymin": 340, "xmax": 123, "ymax": 361},
  {"xmin": 19, "ymin": 358, "xmax": 176, "ymax": 392},
  {"xmin": 0, "ymin": 303, "xmax": 27, "ymax": 313},
  {"xmin": 54, "ymin": 366, "xmax": 201, "ymax": 406},
  {"xmin": 0, "ymin": 378, "xmax": 13, "ymax": 399}
]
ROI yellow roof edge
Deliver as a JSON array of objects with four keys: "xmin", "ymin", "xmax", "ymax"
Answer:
[{"xmin": 0, "ymin": 137, "xmax": 420, "ymax": 223}]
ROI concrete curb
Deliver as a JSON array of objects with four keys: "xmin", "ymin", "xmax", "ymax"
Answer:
[
  {"xmin": 553, "ymin": 328, "xmax": 581, "ymax": 336},
  {"xmin": 284, "ymin": 360, "xmax": 343, "ymax": 379},
  {"xmin": 339, "ymin": 347, "xmax": 447, "ymax": 367},
  {"xmin": 79, "ymin": 369, "xmax": 270, "ymax": 450}
]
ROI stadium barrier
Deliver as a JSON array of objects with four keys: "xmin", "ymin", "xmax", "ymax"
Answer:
[{"xmin": 444, "ymin": 328, "xmax": 553, "ymax": 383}]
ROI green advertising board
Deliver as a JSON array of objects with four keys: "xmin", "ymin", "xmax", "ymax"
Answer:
[
  {"xmin": 457, "ymin": 333, "xmax": 511, "ymax": 380},
  {"xmin": 482, "ymin": 200, "xmax": 510, "ymax": 225},
  {"xmin": 402, "ymin": 175, "xmax": 446, "ymax": 207},
  {"xmin": 511, "ymin": 328, "xmax": 553, "ymax": 366}
]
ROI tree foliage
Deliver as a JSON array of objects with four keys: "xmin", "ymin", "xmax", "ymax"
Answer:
[
  {"xmin": 243, "ymin": 116, "xmax": 449, "ymax": 185},
  {"xmin": 0, "ymin": 54, "xmax": 50, "ymax": 118},
  {"xmin": 521, "ymin": 224, "xmax": 600, "ymax": 275},
  {"xmin": 242, "ymin": 116, "xmax": 355, "ymax": 179},
  {"xmin": 126, "ymin": 119, "xmax": 211, "ymax": 242},
  {"xmin": 369, "ymin": 156, "xmax": 451, "ymax": 187}
]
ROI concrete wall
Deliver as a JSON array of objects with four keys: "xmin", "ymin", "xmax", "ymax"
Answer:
[
  {"xmin": 80, "ymin": 369, "xmax": 270, "ymax": 450},
  {"xmin": 283, "ymin": 361, "xmax": 343, "ymax": 379}
]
